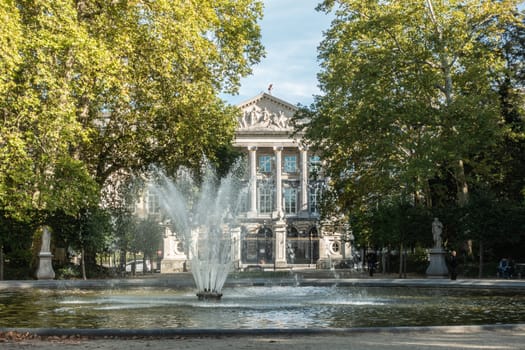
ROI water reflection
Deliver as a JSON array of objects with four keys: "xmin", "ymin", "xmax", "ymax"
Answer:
[{"xmin": 0, "ymin": 286, "xmax": 523, "ymax": 329}]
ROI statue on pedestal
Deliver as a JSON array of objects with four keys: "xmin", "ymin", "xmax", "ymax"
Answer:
[{"xmin": 426, "ymin": 218, "xmax": 448, "ymax": 278}]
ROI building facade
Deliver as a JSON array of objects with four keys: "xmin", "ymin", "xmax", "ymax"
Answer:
[{"xmin": 159, "ymin": 93, "xmax": 352, "ymax": 272}]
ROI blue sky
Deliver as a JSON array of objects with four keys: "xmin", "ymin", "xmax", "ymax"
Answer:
[{"xmin": 222, "ymin": 0, "xmax": 332, "ymax": 107}]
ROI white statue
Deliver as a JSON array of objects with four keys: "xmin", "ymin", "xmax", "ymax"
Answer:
[
  {"xmin": 41, "ymin": 226, "xmax": 51, "ymax": 253},
  {"xmin": 248, "ymin": 107, "xmax": 258, "ymax": 126},
  {"xmin": 432, "ymin": 217, "xmax": 443, "ymax": 248},
  {"xmin": 260, "ymin": 108, "xmax": 271, "ymax": 127},
  {"xmin": 239, "ymin": 112, "xmax": 248, "ymax": 128},
  {"xmin": 277, "ymin": 111, "xmax": 288, "ymax": 128}
]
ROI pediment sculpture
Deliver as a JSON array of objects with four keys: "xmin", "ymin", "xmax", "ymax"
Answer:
[{"xmin": 238, "ymin": 106, "xmax": 291, "ymax": 130}]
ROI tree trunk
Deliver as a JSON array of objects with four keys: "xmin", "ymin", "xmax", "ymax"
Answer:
[
  {"xmin": 398, "ymin": 243, "xmax": 404, "ymax": 278},
  {"xmin": 404, "ymin": 249, "xmax": 408, "ymax": 278},
  {"xmin": 478, "ymin": 240, "xmax": 484, "ymax": 278},
  {"xmin": 133, "ymin": 252, "xmax": 137, "ymax": 276},
  {"xmin": 81, "ymin": 246, "xmax": 87, "ymax": 280},
  {"xmin": 143, "ymin": 256, "xmax": 147, "ymax": 274}
]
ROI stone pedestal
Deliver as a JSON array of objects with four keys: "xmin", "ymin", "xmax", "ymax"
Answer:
[
  {"xmin": 36, "ymin": 252, "xmax": 55, "ymax": 280},
  {"xmin": 426, "ymin": 248, "xmax": 449, "ymax": 278},
  {"xmin": 161, "ymin": 232, "xmax": 188, "ymax": 273},
  {"xmin": 273, "ymin": 220, "xmax": 287, "ymax": 268},
  {"xmin": 161, "ymin": 258, "xmax": 187, "ymax": 273}
]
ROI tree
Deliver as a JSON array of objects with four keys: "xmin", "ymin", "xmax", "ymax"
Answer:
[
  {"xmin": 72, "ymin": 0, "xmax": 264, "ymax": 188},
  {"xmin": 131, "ymin": 217, "xmax": 163, "ymax": 274},
  {"xmin": 484, "ymin": 17, "xmax": 525, "ymax": 203},
  {"xmin": 1, "ymin": 0, "xmax": 100, "ymax": 220},
  {"xmin": 297, "ymin": 0, "xmax": 522, "ymax": 216}
]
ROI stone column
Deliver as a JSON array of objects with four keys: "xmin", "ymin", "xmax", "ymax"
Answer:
[
  {"xmin": 36, "ymin": 226, "xmax": 55, "ymax": 280},
  {"xmin": 248, "ymin": 146, "xmax": 257, "ymax": 217},
  {"xmin": 273, "ymin": 222, "xmax": 287, "ymax": 268},
  {"xmin": 273, "ymin": 146, "xmax": 283, "ymax": 217},
  {"xmin": 231, "ymin": 226, "xmax": 242, "ymax": 269},
  {"xmin": 299, "ymin": 146, "xmax": 308, "ymax": 213}
]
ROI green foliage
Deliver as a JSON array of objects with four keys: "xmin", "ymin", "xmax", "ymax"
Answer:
[
  {"xmin": 131, "ymin": 217, "xmax": 163, "ymax": 261},
  {"xmin": 458, "ymin": 191, "xmax": 525, "ymax": 260},
  {"xmin": 56, "ymin": 265, "xmax": 81, "ymax": 280},
  {"xmin": 71, "ymin": 0, "xmax": 264, "ymax": 187},
  {"xmin": 0, "ymin": 211, "xmax": 35, "ymax": 267},
  {"xmin": 350, "ymin": 199, "xmax": 432, "ymax": 249},
  {"xmin": 299, "ymin": 0, "xmax": 523, "ymax": 213}
]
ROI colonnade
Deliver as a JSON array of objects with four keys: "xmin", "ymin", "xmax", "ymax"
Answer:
[{"xmin": 247, "ymin": 145, "xmax": 309, "ymax": 217}]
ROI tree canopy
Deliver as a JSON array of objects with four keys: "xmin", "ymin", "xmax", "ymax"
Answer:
[
  {"xmin": 292, "ymin": 1, "xmax": 525, "ymax": 261},
  {"xmin": 0, "ymin": 0, "xmax": 264, "ymax": 220},
  {"xmin": 297, "ymin": 0, "xmax": 523, "ymax": 213}
]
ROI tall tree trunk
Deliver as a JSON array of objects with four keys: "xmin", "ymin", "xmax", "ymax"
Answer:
[
  {"xmin": 398, "ymin": 243, "xmax": 404, "ymax": 278},
  {"xmin": 133, "ymin": 252, "xmax": 137, "ymax": 276},
  {"xmin": 478, "ymin": 240, "xmax": 484, "ymax": 278},
  {"xmin": 81, "ymin": 246, "xmax": 87, "ymax": 280},
  {"xmin": 403, "ymin": 249, "xmax": 407, "ymax": 278}
]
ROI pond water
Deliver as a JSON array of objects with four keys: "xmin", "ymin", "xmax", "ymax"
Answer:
[{"xmin": 1, "ymin": 286, "xmax": 524, "ymax": 329}]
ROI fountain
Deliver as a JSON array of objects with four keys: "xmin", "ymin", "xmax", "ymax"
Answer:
[{"xmin": 153, "ymin": 164, "xmax": 244, "ymax": 300}]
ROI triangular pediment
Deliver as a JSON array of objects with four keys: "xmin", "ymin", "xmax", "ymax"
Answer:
[{"xmin": 236, "ymin": 93, "xmax": 298, "ymax": 131}]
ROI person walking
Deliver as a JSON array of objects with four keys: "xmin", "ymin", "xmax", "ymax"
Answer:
[
  {"xmin": 367, "ymin": 251, "xmax": 377, "ymax": 277},
  {"xmin": 449, "ymin": 250, "xmax": 458, "ymax": 280}
]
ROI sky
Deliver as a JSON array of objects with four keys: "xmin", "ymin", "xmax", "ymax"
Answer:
[{"xmin": 222, "ymin": 0, "xmax": 333, "ymax": 107}]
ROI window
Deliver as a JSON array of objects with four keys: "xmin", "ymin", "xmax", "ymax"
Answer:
[
  {"xmin": 259, "ymin": 155, "xmax": 272, "ymax": 173},
  {"xmin": 283, "ymin": 187, "xmax": 297, "ymax": 214},
  {"xmin": 147, "ymin": 190, "xmax": 160, "ymax": 214},
  {"xmin": 258, "ymin": 185, "xmax": 273, "ymax": 213},
  {"xmin": 238, "ymin": 187, "xmax": 249, "ymax": 213},
  {"xmin": 284, "ymin": 155, "xmax": 297, "ymax": 173},
  {"xmin": 309, "ymin": 185, "xmax": 320, "ymax": 214},
  {"xmin": 309, "ymin": 155, "xmax": 321, "ymax": 175}
]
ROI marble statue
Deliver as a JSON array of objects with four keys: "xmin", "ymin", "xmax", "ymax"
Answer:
[{"xmin": 432, "ymin": 217, "xmax": 443, "ymax": 248}]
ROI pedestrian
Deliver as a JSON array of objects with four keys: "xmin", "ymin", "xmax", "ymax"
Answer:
[
  {"xmin": 367, "ymin": 251, "xmax": 377, "ymax": 277},
  {"xmin": 449, "ymin": 250, "xmax": 458, "ymax": 280}
]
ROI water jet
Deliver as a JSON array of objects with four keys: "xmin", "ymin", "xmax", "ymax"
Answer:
[{"xmin": 154, "ymin": 164, "xmax": 244, "ymax": 299}]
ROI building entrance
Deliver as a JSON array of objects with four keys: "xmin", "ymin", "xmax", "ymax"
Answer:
[
  {"xmin": 242, "ymin": 226, "xmax": 274, "ymax": 265},
  {"xmin": 286, "ymin": 226, "xmax": 319, "ymax": 264}
]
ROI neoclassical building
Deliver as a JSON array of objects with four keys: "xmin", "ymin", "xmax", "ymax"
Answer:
[{"xmin": 156, "ymin": 93, "xmax": 352, "ymax": 272}]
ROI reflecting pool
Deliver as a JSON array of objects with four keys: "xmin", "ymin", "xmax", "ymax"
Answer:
[{"xmin": 1, "ymin": 286, "xmax": 524, "ymax": 329}]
